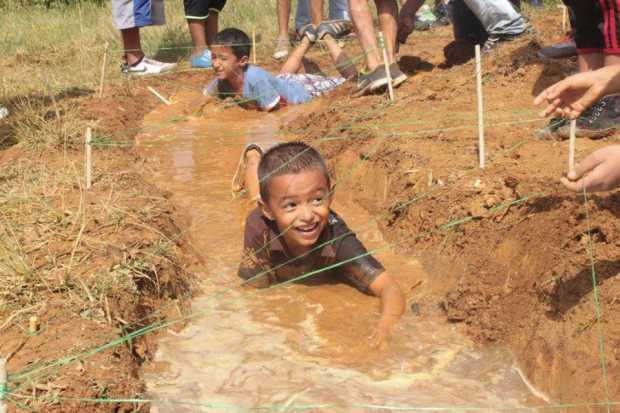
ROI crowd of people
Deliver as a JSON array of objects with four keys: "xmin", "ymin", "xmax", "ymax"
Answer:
[{"xmin": 109, "ymin": 0, "xmax": 620, "ymax": 345}]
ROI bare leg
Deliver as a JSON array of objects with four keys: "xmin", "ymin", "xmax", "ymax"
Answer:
[
  {"xmin": 245, "ymin": 150, "xmax": 261, "ymax": 201},
  {"xmin": 121, "ymin": 28, "xmax": 143, "ymax": 65},
  {"xmin": 579, "ymin": 53, "xmax": 604, "ymax": 72},
  {"xmin": 187, "ymin": 19, "xmax": 207, "ymax": 56},
  {"xmin": 604, "ymin": 54, "xmax": 620, "ymax": 67},
  {"xmin": 278, "ymin": 0, "xmax": 292, "ymax": 40},
  {"xmin": 310, "ymin": 0, "xmax": 324, "ymax": 25},
  {"xmin": 397, "ymin": 0, "xmax": 425, "ymax": 44},
  {"xmin": 280, "ymin": 37, "xmax": 313, "ymax": 74},
  {"xmin": 323, "ymin": 35, "xmax": 358, "ymax": 79},
  {"xmin": 376, "ymin": 0, "xmax": 398, "ymax": 63},
  {"xmin": 206, "ymin": 13, "xmax": 219, "ymax": 46},
  {"xmin": 349, "ymin": 0, "xmax": 382, "ymax": 71}
]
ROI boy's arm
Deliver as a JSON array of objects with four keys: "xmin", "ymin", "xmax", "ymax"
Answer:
[{"xmin": 367, "ymin": 272, "xmax": 406, "ymax": 348}]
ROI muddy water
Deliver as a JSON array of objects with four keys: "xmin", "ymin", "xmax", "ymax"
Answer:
[{"xmin": 137, "ymin": 92, "xmax": 547, "ymax": 412}]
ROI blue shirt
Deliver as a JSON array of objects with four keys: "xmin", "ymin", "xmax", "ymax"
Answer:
[{"xmin": 206, "ymin": 65, "xmax": 312, "ymax": 110}]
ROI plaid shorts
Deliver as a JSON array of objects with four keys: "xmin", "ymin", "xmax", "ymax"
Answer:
[{"xmin": 276, "ymin": 73, "xmax": 346, "ymax": 98}]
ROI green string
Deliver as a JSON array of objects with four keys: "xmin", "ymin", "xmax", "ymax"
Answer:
[{"xmin": 582, "ymin": 187, "xmax": 611, "ymax": 412}]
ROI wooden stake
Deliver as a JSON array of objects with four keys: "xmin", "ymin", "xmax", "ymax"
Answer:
[
  {"xmin": 252, "ymin": 27, "xmax": 257, "ymax": 65},
  {"xmin": 85, "ymin": 127, "xmax": 92, "ymax": 190},
  {"xmin": 475, "ymin": 45, "xmax": 485, "ymax": 169},
  {"xmin": 568, "ymin": 119, "xmax": 576, "ymax": 171},
  {"xmin": 147, "ymin": 86, "xmax": 171, "ymax": 105},
  {"xmin": 28, "ymin": 316, "xmax": 39, "ymax": 334},
  {"xmin": 98, "ymin": 42, "xmax": 109, "ymax": 98},
  {"xmin": 559, "ymin": 5, "xmax": 568, "ymax": 32},
  {"xmin": 0, "ymin": 358, "xmax": 7, "ymax": 413},
  {"xmin": 378, "ymin": 31, "xmax": 394, "ymax": 102}
]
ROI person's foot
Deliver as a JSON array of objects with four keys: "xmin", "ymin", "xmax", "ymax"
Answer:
[
  {"xmin": 556, "ymin": 96, "xmax": 620, "ymax": 139},
  {"xmin": 537, "ymin": 37, "xmax": 577, "ymax": 59},
  {"xmin": 121, "ymin": 57, "xmax": 177, "ymax": 76},
  {"xmin": 482, "ymin": 32, "xmax": 523, "ymax": 52},
  {"xmin": 390, "ymin": 63, "xmax": 407, "ymax": 88},
  {"xmin": 355, "ymin": 66, "xmax": 390, "ymax": 96},
  {"xmin": 273, "ymin": 37, "xmax": 289, "ymax": 60},
  {"xmin": 536, "ymin": 117, "xmax": 568, "ymax": 139},
  {"xmin": 191, "ymin": 49, "xmax": 213, "ymax": 68},
  {"xmin": 298, "ymin": 24, "xmax": 318, "ymax": 43},
  {"xmin": 316, "ymin": 19, "xmax": 353, "ymax": 40}
]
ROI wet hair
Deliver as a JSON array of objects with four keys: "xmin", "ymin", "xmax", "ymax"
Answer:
[
  {"xmin": 213, "ymin": 28, "xmax": 251, "ymax": 60},
  {"xmin": 258, "ymin": 142, "xmax": 331, "ymax": 202}
]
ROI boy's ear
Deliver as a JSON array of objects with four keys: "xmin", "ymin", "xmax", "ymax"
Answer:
[
  {"xmin": 239, "ymin": 55, "xmax": 249, "ymax": 67},
  {"xmin": 258, "ymin": 196, "xmax": 275, "ymax": 221}
]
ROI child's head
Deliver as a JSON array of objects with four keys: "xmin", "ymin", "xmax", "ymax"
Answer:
[
  {"xmin": 258, "ymin": 142, "xmax": 332, "ymax": 255},
  {"xmin": 212, "ymin": 28, "xmax": 251, "ymax": 81}
]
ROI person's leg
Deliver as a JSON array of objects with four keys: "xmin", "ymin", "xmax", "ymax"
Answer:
[
  {"xmin": 348, "ymin": 0, "xmax": 382, "ymax": 70},
  {"xmin": 310, "ymin": 0, "xmax": 324, "ymax": 25},
  {"xmin": 187, "ymin": 20, "xmax": 208, "ymax": 56},
  {"xmin": 375, "ymin": 0, "xmax": 398, "ymax": 63},
  {"xmin": 397, "ymin": 0, "xmax": 425, "ymax": 45},
  {"xmin": 324, "ymin": 35, "xmax": 357, "ymax": 78},
  {"xmin": 121, "ymin": 28, "xmax": 144, "ymax": 65},
  {"xmin": 205, "ymin": 12, "xmax": 219, "ymax": 46},
  {"xmin": 278, "ymin": 0, "xmax": 292, "ymax": 39},
  {"xmin": 580, "ymin": 53, "xmax": 605, "ymax": 71},
  {"xmin": 280, "ymin": 37, "xmax": 313, "ymax": 74}
]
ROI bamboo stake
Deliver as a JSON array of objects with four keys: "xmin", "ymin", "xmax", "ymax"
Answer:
[
  {"xmin": 558, "ymin": 4, "xmax": 568, "ymax": 32},
  {"xmin": 85, "ymin": 127, "xmax": 92, "ymax": 190},
  {"xmin": 378, "ymin": 32, "xmax": 394, "ymax": 102},
  {"xmin": 252, "ymin": 27, "xmax": 257, "ymax": 64},
  {"xmin": 475, "ymin": 44, "xmax": 485, "ymax": 169},
  {"xmin": 568, "ymin": 119, "xmax": 576, "ymax": 171},
  {"xmin": 147, "ymin": 86, "xmax": 171, "ymax": 105},
  {"xmin": 98, "ymin": 42, "xmax": 109, "ymax": 98},
  {"xmin": 0, "ymin": 358, "xmax": 6, "ymax": 413},
  {"xmin": 28, "ymin": 316, "xmax": 39, "ymax": 334}
]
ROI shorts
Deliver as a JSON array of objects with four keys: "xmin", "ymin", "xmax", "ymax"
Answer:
[
  {"xmin": 276, "ymin": 73, "xmax": 346, "ymax": 98},
  {"xmin": 184, "ymin": 0, "xmax": 227, "ymax": 19},
  {"xmin": 563, "ymin": 0, "xmax": 620, "ymax": 54},
  {"xmin": 112, "ymin": 0, "xmax": 165, "ymax": 30}
]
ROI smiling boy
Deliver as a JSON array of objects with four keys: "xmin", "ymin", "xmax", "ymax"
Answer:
[
  {"xmin": 204, "ymin": 27, "xmax": 355, "ymax": 111},
  {"xmin": 239, "ymin": 142, "xmax": 405, "ymax": 347}
]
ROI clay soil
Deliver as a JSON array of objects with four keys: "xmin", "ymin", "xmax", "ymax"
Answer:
[
  {"xmin": 2, "ymin": 8, "xmax": 620, "ymax": 413},
  {"xmin": 295, "ymin": 11, "xmax": 620, "ymax": 411}
]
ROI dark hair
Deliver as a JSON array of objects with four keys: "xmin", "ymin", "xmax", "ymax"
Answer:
[
  {"xmin": 214, "ymin": 28, "xmax": 251, "ymax": 60},
  {"xmin": 258, "ymin": 142, "xmax": 331, "ymax": 201}
]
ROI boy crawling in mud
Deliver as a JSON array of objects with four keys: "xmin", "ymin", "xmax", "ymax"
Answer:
[
  {"xmin": 204, "ymin": 25, "xmax": 356, "ymax": 110},
  {"xmin": 238, "ymin": 142, "xmax": 406, "ymax": 347}
]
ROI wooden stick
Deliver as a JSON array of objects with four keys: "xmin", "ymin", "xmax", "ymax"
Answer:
[
  {"xmin": 0, "ymin": 358, "xmax": 7, "ymax": 413},
  {"xmin": 85, "ymin": 127, "xmax": 92, "ymax": 190},
  {"xmin": 475, "ymin": 44, "xmax": 485, "ymax": 169},
  {"xmin": 252, "ymin": 27, "xmax": 257, "ymax": 65},
  {"xmin": 98, "ymin": 42, "xmax": 109, "ymax": 98},
  {"xmin": 28, "ymin": 316, "xmax": 39, "ymax": 334},
  {"xmin": 559, "ymin": 5, "xmax": 568, "ymax": 32},
  {"xmin": 568, "ymin": 119, "xmax": 576, "ymax": 171},
  {"xmin": 378, "ymin": 32, "xmax": 394, "ymax": 102},
  {"xmin": 147, "ymin": 86, "xmax": 171, "ymax": 105}
]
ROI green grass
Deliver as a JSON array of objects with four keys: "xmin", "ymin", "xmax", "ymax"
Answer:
[{"xmin": 0, "ymin": 0, "xmax": 282, "ymax": 99}]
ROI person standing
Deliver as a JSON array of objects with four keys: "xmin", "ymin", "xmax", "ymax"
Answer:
[{"xmin": 112, "ymin": 0, "xmax": 178, "ymax": 75}]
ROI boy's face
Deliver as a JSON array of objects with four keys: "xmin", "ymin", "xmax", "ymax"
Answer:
[
  {"xmin": 260, "ymin": 168, "xmax": 332, "ymax": 256},
  {"xmin": 212, "ymin": 45, "xmax": 247, "ymax": 81}
]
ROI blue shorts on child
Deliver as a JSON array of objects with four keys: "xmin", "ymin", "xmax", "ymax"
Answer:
[
  {"xmin": 112, "ymin": 0, "xmax": 165, "ymax": 30},
  {"xmin": 206, "ymin": 65, "xmax": 345, "ymax": 111}
]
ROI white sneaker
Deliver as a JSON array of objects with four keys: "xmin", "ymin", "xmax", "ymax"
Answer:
[
  {"xmin": 122, "ymin": 57, "xmax": 177, "ymax": 76},
  {"xmin": 272, "ymin": 38, "xmax": 289, "ymax": 60}
]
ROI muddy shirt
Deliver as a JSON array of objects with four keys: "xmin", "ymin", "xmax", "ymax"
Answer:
[{"xmin": 238, "ymin": 208, "xmax": 385, "ymax": 293}]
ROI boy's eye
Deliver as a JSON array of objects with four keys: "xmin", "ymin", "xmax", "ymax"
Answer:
[
  {"xmin": 284, "ymin": 202, "xmax": 296, "ymax": 211},
  {"xmin": 312, "ymin": 197, "xmax": 324, "ymax": 206}
]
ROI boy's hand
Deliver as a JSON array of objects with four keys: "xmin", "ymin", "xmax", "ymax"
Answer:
[
  {"xmin": 534, "ymin": 66, "xmax": 620, "ymax": 119},
  {"xmin": 561, "ymin": 145, "xmax": 620, "ymax": 192},
  {"xmin": 368, "ymin": 316, "xmax": 399, "ymax": 350}
]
